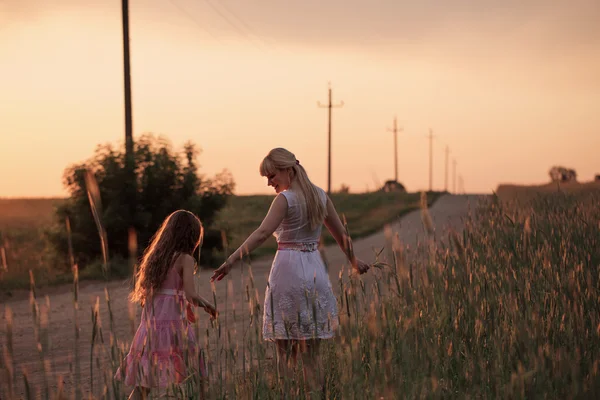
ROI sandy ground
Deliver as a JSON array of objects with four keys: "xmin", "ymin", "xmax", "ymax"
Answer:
[{"xmin": 0, "ymin": 194, "xmax": 486, "ymax": 398}]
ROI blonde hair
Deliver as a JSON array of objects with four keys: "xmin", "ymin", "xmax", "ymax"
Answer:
[
  {"xmin": 130, "ymin": 210, "xmax": 203, "ymax": 306},
  {"xmin": 259, "ymin": 148, "xmax": 328, "ymax": 230}
]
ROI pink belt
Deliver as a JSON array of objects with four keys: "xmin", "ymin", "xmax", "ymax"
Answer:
[{"xmin": 277, "ymin": 241, "xmax": 319, "ymax": 252}]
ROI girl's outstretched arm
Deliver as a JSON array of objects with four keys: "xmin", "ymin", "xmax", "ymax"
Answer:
[
  {"xmin": 181, "ymin": 254, "xmax": 218, "ymax": 318},
  {"xmin": 323, "ymin": 195, "xmax": 370, "ymax": 274},
  {"xmin": 210, "ymin": 193, "xmax": 287, "ymax": 282}
]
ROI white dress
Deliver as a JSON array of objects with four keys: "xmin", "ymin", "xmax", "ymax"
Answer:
[{"xmin": 262, "ymin": 187, "xmax": 339, "ymax": 341}]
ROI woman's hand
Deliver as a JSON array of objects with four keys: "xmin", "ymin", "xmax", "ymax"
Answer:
[
  {"xmin": 352, "ymin": 258, "xmax": 370, "ymax": 275},
  {"xmin": 210, "ymin": 260, "xmax": 232, "ymax": 282}
]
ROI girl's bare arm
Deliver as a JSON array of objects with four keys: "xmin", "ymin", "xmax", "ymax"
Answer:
[{"xmin": 180, "ymin": 254, "xmax": 217, "ymax": 316}]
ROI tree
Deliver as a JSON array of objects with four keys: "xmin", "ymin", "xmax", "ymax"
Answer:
[
  {"xmin": 337, "ymin": 183, "xmax": 351, "ymax": 194},
  {"xmin": 549, "ymin": 166, "xmax": 577, "ymax": 183},
  {"xmin": 380, "ymin": 180, "xmax": 406, "ymax": 193},
  {"xmin": 48, "ymin": 133, "xmax": 234, "ymax": 273}
]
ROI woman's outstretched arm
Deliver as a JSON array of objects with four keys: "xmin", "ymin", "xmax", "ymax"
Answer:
[
  {"xmin": 323, "ymin": 196, "xmax": 370, "ymax": 274},
  {"xmin": 210, "ymin": 193, "xmax": 288, "ymax": 282}
]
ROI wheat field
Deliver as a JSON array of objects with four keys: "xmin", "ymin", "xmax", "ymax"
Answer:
[{"xmin": 1, "ymin": 187, "xmax": 599, "ymax": 398}]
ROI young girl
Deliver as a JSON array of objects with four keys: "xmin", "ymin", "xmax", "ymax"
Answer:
[
  {"xmin": 115, "ymin": 210, "xmax": 217, "ymax": 399},
  {"xmin": 210, "ymin": 148, "xmax": 370, "ymax": 379}
]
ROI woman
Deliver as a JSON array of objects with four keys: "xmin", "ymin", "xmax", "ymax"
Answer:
[{"xmin": 210, "ymin": 148, "xmax": 369, "ymax": 378}]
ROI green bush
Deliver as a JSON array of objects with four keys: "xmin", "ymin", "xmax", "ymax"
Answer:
[{"xmin": 47, "ymin": 133, "xmax": 234, "ymax": 275}]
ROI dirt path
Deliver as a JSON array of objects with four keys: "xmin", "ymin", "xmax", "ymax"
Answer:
[{"xmin": 0, "ymin": 194, "xmax": 485, "ymax": 398}]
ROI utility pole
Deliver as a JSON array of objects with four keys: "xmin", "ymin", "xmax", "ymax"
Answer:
[
  {"xmin": 122, "ymin": 0, "xmax": 136, "ymax": 228},
  {"xmin": 318, "ymin": 82, "xmax": 344, "ymax": 194},
  {"xmin": 387, "ymin": 116, "xmax": 402, "ymax": 182},
  {"xmin": 453, "ymin": 159, "xmax": 457, "ymax": 194},
  {"xmin": 427, "ymin": 129, "xmax": 435, "ymax": 192},
  {"xmin": 122, "ymin": 0, "xmax": 133, "ymax": 158},
  {"xmin": 444, "ymin": 145, "xmax": 450, "ymax": 192}
]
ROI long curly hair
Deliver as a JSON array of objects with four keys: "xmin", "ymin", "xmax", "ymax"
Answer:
[{"xmin": 129, "ymin": 209, "xmax": 203, "ymax": 306}]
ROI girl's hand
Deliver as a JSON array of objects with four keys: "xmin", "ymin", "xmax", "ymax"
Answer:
[
  {"xmin": 186, "ymin": 303, "xmax": 197, "ymax": 324},
  {"xmin": 210, "ymin": 261, "xmax": 232, "ymax": 282},
  {"xmin": 202, "ymin": 303, "xmax": 218, "ymax": 320}
]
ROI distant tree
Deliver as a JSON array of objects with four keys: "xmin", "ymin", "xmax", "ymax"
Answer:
[
  {"xmin": 380, "ymin": 180, "xmax": 406, "ymax": 193},
  {"xmin": 337, "ymin": 183, "xmax": 351, "ymax": 194},
  {"xmin": 595, "ymin": 174, "xmax": 600, "ymax": 182},
  {"xmin": 549, "ymin": 166, "xmax": 563, "ymax": 182},
  {"xmin": 549, "ymin": 166, "xmax": 577, "ymax": 183},
  {"xmin": 48, "ymin": 133, "xmax": 234, "ymax": 273}
]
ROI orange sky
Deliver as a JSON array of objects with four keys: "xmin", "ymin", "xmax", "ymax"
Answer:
[{"xmin": 1, "ymin": 0, "xmax": 599, "ymax": 197}]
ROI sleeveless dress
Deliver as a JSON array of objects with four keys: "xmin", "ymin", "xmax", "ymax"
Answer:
[
  {"xmin": 115, "ymin": 265, "xmax": 206, "ymax": 388},
  {"xmin": 262, "ymin": 187, "xmax": 339, "ymax": 340}
]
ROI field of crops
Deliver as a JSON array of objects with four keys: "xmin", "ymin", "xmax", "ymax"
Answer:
[{"xmin": 1, "ymin": 186, "xmax": 598, "ymax": 398}]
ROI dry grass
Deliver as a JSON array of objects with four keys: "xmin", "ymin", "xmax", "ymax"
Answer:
[
  {"xmin": 0, "ymin": 198, "xmax": 66, "ymax": 291},
  {"xmin": 0, "ymin": 198, "xmax": 63, "ymax": 228},
  {"xmin": 2, "ymin": 187, "xmax": 598, "ymax": 399},
  {"xmin": 496, "ymin": 180, "xmax": 600, "ymax": 203}
]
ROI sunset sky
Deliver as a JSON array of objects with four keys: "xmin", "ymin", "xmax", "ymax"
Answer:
[{"xmin": 1, "ymin": 0, "xmax": 599, "ymax": 197}]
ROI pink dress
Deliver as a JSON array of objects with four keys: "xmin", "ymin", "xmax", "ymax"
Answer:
[{"xmin": 115, "ymin": 265, "xmax": 206, "ymax": 388}]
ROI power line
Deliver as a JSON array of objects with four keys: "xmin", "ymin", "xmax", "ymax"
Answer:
[
  {"xmin": 210, "ymin": 0, "xmax": 281, "ymax": 53},
  {"xmin": 200, "ymin": 0, "xmax": 269, "ymax": 52},
  {"xmin": 167, "ymin": 0, "xmax": 224, "ymax": 43}
]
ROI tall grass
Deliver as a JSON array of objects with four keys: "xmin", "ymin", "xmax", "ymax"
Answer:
[
  {"xmin": 0, "ymin": 198, "xmax": 66, "ymax": 291},
  {"xmin": 0, "ymin": 191, "xmax": 442, "ymax": 291},
  {"xmin": 214, "ymin": 191, "xmax": 442, "ymax": 260},
  {"xmin": 1, "ymin": 189, "xmax": 599, "ymax": 398}
]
